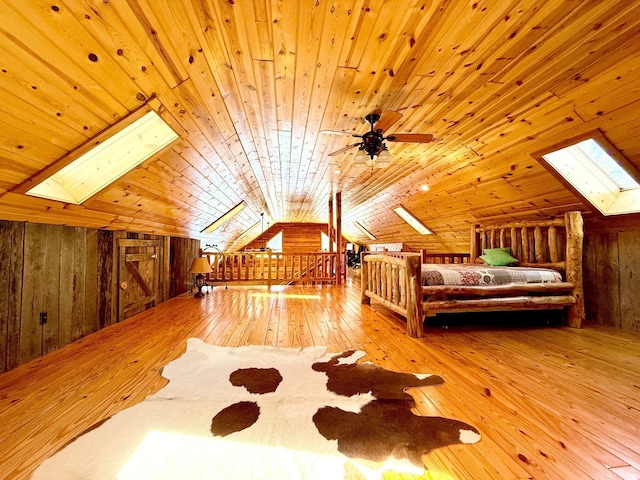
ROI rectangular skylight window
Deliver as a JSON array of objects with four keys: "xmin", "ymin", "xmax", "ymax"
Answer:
[
  {"xmin": 552, "ymin": 138, "xmax": 640, "ymax": 190},
  {"xmin": 201, "ymin": 201, "xmax": 247, "ymax": 233},
  {"xmin": 26, "ymin": 109, "xmax": 178, "ymax": 204},
  {"xmin": 354, "ymin": 221, "xmax": 377, "ymax": 240},
  {"xmin": 537, "ymin": 134, "xmax": 640, "ymax": 216},
  {"xmin": 393, "ymin": 206, "xmax": 432, "ymax": 235}
]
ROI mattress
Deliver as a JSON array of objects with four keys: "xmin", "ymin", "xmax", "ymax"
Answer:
[{"xmin": 421, "ymin": 264, "xmax": 562, "ymax": 286}]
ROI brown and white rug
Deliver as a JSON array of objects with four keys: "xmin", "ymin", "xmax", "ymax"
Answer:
[{"xmin": 33, "ymin": 339, "xmax": 480, "ymax": 479}]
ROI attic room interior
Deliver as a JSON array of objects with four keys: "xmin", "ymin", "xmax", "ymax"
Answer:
[{"xmin": 1, "ymin": 0, "xmax": 640, "ymax": 478}]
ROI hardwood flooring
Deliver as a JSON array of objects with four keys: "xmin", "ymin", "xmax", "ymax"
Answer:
[{"xmin": 1, "ymin": 272, "xmax": 639, "ymax": 479}]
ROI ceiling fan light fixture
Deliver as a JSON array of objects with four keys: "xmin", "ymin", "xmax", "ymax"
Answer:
[
  {"xmin": 354, "ymin": 148, "xmax": 369, "ymax": 165},
  {"xmin": 376, "ymin": 147, "xmax": 392, "ymax": 165}
]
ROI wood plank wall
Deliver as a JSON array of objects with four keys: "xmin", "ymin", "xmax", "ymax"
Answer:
[
  {"xmin": 583, "ymin": 215, "xmax": 640, "ymax": 332},
  {"xmin": 170, "ymin": 237, "xmax": 201, "ymax": 298},
  {"xmin": 0, "ymin": 221, "xmax": 199, "ymax": 373},
  {"xmin": 244, "ymin": 223, "xmax": 348, "ymax": 253},
  {"xmin": 0, "ymin": 221, "xmax": 24, "ymax": 372}
]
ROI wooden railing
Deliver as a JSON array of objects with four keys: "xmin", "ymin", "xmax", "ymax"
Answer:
[{"xmin": 201, "ymin": 250, "xmax": 338, "ymax": 286}]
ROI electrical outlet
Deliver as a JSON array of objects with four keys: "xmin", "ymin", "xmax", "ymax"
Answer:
[{"xmin": 39, "ymin": 312, "xmax": 47, "ymax": 325}]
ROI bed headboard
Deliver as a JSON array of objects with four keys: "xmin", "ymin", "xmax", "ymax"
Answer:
[{"xmin": 470, "ymin": 211, "xmax": 584, "ymax": 273}]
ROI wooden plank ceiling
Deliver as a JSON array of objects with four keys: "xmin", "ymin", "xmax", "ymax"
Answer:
[{"xmin": 0, "ymin": 0, "xmax": 639, "ymax": 251}]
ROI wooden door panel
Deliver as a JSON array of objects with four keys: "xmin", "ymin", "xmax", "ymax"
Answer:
[{"xmin": 118, "ymin": 239, "xmax": 159, "ymax": 321}]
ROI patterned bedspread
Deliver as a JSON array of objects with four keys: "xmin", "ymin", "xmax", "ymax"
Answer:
[{"xmin": 421, "ymin": 264, "xmax": 563, "ymax": 286}]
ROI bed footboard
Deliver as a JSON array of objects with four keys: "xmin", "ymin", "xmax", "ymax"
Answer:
[{"xmin": 360, "ymin": 253, "xmax": 424, "ymax": 337}]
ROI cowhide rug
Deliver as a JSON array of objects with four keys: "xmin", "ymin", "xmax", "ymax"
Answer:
[{"xmin": 33, "ymin": 339, "xmax": 480, "ymax": 479}]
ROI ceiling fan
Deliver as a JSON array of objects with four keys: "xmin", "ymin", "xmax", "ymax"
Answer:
[{"xmin": 324, "ymin": 111, "xmax": 437, "ymax": 165}]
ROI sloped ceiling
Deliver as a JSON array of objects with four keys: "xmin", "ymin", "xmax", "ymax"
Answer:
[{"xmin": 1, "ymin": 0, "xmax": 639, "ymax": 251}]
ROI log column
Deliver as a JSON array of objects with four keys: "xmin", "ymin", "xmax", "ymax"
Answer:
[
  {"xmin": 327, "ymin": 198, "xmax": 334, "ymax": 252},
  {"xmin": 335, "ymin": 192, "xmax": 342, "ymax": 285},
  {"xmin": 565, "ymin": 211, "xmax": 585, "ymax": 328}
]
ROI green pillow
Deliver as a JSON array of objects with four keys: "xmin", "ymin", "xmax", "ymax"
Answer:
[{"xmin": 479, "ymin": 247, "xmax": 518, "ymax": 266}]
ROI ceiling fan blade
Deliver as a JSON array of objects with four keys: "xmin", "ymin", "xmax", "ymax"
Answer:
[
  {"xmin": 320, "ymin": 129, "xmax": 357, "ymax": 136},
  {"xmin": 375, "ymin": 110, "xmax": 403, "ymax": 132},
  {"xmin": 328, "ymin": 143, "xmax": 360, "ymax": 156},
  {"xmin": 386, "ymin": 133, "xmax": 434, "ymax": 143}
]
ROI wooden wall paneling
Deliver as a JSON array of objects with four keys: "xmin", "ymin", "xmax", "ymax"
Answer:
[
  {"xmin": 41, "ymin": 225, "xmax": 62, "ymax": 355},
  {"xmin": 594, "ymin": 233, "xmax": 621, "ymax": 327},
  {"xmin": 0, "ymin": 221, "xmax": 24, "ymax": 372},
  {"xmin": 190, "ymin": 239, "xmax": 201, "ymax": 290},
  {"xmin": 20, "ymin": 224, "xmax": 58, "ymax": 363},
  {"xmin": 284, "ymin": 224, "xmax": 321, "ymax": 253},
  {"xmin": 617, "ymin": 230, "xmax": 640, "ymax": 332},
  {"xmin": 582, "ymin": 234, "xmax": 599, "ymax": 324},
  {"xmin": 97, "ymin": 230, "xmax": 116, "ymax": 329},
  {"xmin": 54, "ymin": 226, "xmax": 101, "ymax": 344},
  {"xmin": 170, "ymin": 237, "xmax": 200, "ymax": 298},
  {"xmin": 0, "ymin": 218, "xmax": 199, "ymax": 371},
  {"xmin": 146, "ymin": 235, "xmax": 160, "ymax": 304},
  {"xmin": 158, "ymin": 236, "xmax": 171, "ymax": 303},
  {"xmin": 58, "ymin": 227, "xmax": 84, "ymax": 346},
  {"xmin": 169, "ymin": 237, "xmax": 180, "ymax": 299},
  {"xmin": 244, "ymin": 223, "xmax": 328, "ymax": 253},
  {"xmin": 593, "ymin": 233, "xmax": 608, "ymax": 325},
  {"xmin": 19, "ymin": 224, "xmax": 43, "ymax": 362},
  {"xmin": 69, "ymin": 228, "xmax": 88, "ymax": 342},
  {"xmin": 583, "ymin": 216, "xmax": 640, "ymax": 332},
  {"xmin": 84, "ymin": 229, "xmax": 99, "ymax": 336}
]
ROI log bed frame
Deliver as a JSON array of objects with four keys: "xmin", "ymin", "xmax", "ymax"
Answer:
[{"xmin": 360, "ymin": 211, "xmax": 585, "ymax": 337}]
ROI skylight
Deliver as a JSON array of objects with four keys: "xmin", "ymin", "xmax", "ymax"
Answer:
[
  {"xmin": 353, "ymin": 221, "xmax": 377, "ymax": 240},
  {"xmin": 538, "ymin": 134, "xmax": 640, "ymax": 216},
  {"xmin": 26, "ymin": 109, "xmax": 178, "ymax": 204},
  {"xmin": 201, "ymin": 201, "xmax": 247, "ymax": 233},
  {"xmin": 564, "ymin": 138, "xmax": 638, "ymax": 189},
  {"xmin": 392, "ymin": 206, "xmax": 432, "ymax": 235}
]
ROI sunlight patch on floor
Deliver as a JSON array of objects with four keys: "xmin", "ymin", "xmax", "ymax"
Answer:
[
  {"xmin": 251, "ymin": 292, "xmax": 322, "ymax": 300},
  {"xmin": 117, "ymin": 429, "xmax": 428, "ymax": 480}
]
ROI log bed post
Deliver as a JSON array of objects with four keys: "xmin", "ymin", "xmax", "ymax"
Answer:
[
  {"xmin": 565, "ymin": 211, "xmax": 585, "ymax": 328},
  {"xmin": 470, "ymin": 224, "xmax": 480, "ymax": 261},
  {"xmin": 405, "ymin": 254, "xmax": 423, "ymax": 337}
]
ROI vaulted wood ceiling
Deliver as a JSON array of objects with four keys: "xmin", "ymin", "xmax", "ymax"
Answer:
[{"xmin": 1, "ymin": 0, "xmax": 639, "ymax": 251}]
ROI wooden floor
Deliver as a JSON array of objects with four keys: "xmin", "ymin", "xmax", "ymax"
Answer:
[{"xmin": 1, "ymin": 272, "xmax": 640, "ymax": 479}]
